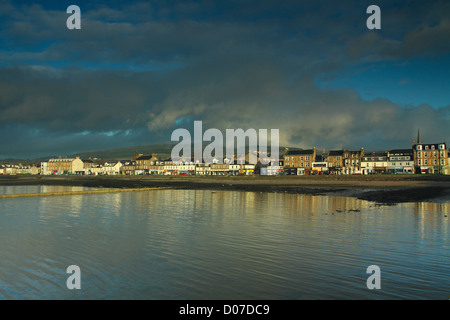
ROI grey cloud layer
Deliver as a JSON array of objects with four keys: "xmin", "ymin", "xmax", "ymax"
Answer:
[{"xmin": 0, "ymin": 0, "xmax": 449, "ymax": 158}]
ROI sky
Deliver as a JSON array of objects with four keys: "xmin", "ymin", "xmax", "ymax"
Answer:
[{"xmin": 0, "ymin": 0, "xmax": 449, "ymax": 159}]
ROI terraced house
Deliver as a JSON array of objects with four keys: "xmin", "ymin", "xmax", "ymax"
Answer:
[
  {"xmin": 361, "ymin": 151, "xmax": 389, "ymax": 174},
  {"xmin": 284, "ymin": 147, "xmax": 317, "ymax": 175},
  {"xmin": 388, "ymin": 149, "xmax": 414, "ymax": 174},
  {"xmin": 343, "ymin": 148, "xmax": 364, "ymax": 175},
  {"xmin": 121, "ymin": 160, "xmax": 136, "ymax": 175},
  {"xmin": 135, "ymin": 154, "xmax": 153, "ymax": 173},
  {"xmin": 47, "ymin": 157, "xmax": 84, "ymax": 175},
  {"xmin": 326, "ymin": 150, "xmax": 344, "ymax": 175},
  {"xmin": 413, "ymin": 142, "xmax": 448, "ymax": 174}
]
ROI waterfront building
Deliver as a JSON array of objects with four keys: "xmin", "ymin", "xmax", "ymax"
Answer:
[
  {"xmin": 16, "ymin": 165, "xmax": 39, "ymax": 175},
  {"xmin": 411, "ymin": 130, "xmax": 448, "ymax": 174},
  {"xmin": 343, "ymin": 148, "xmax": 364, "ymax": 175},
  {"xmin": 361, "ymin": 151, "xmax": 389, "ymax": 174},
  {"xmin": 177, "ymin": 161, "xmax": 196, "ymax": 175},
  {"xmin": 163, "ymin": 160, "xmax": 178, "ymax": 175},
  {"xmin": 47, "ymin": 157, "xmax": 84, "ymax": 175},
  {"xmin": 102, "ymin": 161, "xmax": 123, "ymax": 175},
  {"xmin": 135, "ymin": 154, "xmax": 153, "ymax": 173},
  {"xmin": 260, "ymin": 158, "xmax": 284, "ymax": 175},
  {"xmin": 240, "ymin": 162, "xmax": 255, "ymax": 175},
  {"xmin": 388, "ymin": 149, "xmax": 414, "ymax": 174},
  {"xmin": 228, "ymin": 163, "xmax": 241, "ymax": 175},
  {"xmin": 442, "ymin": 151, "xmax": 450, "ymax": 175},
  {"xmin": 195, "ymin": 163, "xmax": 211, "ymax": 175},
  {"xmin": 312, "ymin": 154, "xmax": 328, "ymax": 175},
  {"xmin": 284, "ymin": 147, "xmax": 317, "ymax": 175},
  {"xmin": 210, "ymin": 163, "xmax": 229, "ymax": 175},
  {"xmin": 326, "ymin": 150, "xmax": 344, "ymax": 175},
  {"xmin": 82, "ymin": 159, "xmax": 95, "ymax": 171},
  {"xmin": 413, "ymin": 142, "xmax": 448, "ymax": 174},
  {"xmin": 121, "ymin": 160, "xmax": 136, "ymax": 175},
  {"xmin": 4, "ymin": 165, "xmax": 18, "ymax": 175},
  {"xmin": 40, "ymin": 161, "xmax": 50, "ymax": 175},
  {"xmin": 89, "ymin": 164, "xmax": 104, "ymax": 175}
]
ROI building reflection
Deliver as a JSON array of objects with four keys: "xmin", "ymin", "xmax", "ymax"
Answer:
[
  {"xmin": 281, "ymin": 193, "xmax": 371, "ymax": 216},
  {"xmin": 411, "ymin": 201, "xmax": 449, "ymax": 241}
]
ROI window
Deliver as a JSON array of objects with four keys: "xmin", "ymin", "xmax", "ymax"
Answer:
[
  {"xmin": 424, "ymin": 152, "xmax": 427, "ymax": 157},
  {"xmin": 418, "ymin": 160, "xmax": 421, "ymax": 165},
  {"xmin": 425, "ymin": 145, "xmax": 428, "ymax": 150},
  {"xmin": 424, "ymin": 159, "xmax": 428, "ymax": 165},
  {"xmin": 418, "ymin": 152, "xmax": 421, "ymax": 157},
  {"xmin": 306, "ymin": 156, "xmax": 310, "ymax": 161},
  {"xmin": 300, "ymin": 156, "xmax": 303, "ymax": 161},
  {"xmin": 417, "ymin": 145, "xmax": 422, "ymax": 150},
  {"xmin": 434, "ymin": 160, "xmax": 437, "ymax": 165},
  {"xmin": 336, "ymin": 156, "xmax": 340, "ymax": 161},
  {"xmin": 431, "ymin": 145, "xmax": 435, "ymax": 150},
  {"xmin": 300, "ymin": 162, "xmax": 304, "ymax": 167}
]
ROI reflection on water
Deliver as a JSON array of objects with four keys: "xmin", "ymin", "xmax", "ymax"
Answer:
[
  {"xmin": 0, "ymin": 185, "xmax": 106, "ymax": 195},
  {"xmin": 0, "ymin": 187, "xmax": 449, "ymax": 300}
]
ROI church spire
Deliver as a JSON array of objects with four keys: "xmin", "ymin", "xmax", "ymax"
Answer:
[{"xmin": 417, "ymin": 129, "xmax": 421, "ymax": 144}]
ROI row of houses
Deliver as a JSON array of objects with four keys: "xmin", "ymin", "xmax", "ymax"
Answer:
[
  {"xmin": 284, "ymin": 140, "xmax": 450, "ymax": 175},
  {"xmin": 37, "ymin": 155, "xmax": 262, "ymax": 176},
  {"xmin": 0, "ymin": 164, "xmax": 40, "ymax": 175},
  {"xmin": 2, "ymin": 134, "xmax": 450, "ymax": 176}
]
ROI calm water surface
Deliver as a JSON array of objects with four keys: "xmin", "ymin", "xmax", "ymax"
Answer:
[
  {"xmin": 0, "ymin": 185, "xmax": 107, "ymax": 195},
  {"xmin": 0, "ymin": 187, "xmax": 448, "ymax": 299}
]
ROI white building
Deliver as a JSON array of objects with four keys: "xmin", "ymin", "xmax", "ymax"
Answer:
[
  {"xmin": 388, "ymin": 149, "xmax": 414, "ymax": 174},
  {"xmin": 103, "ymin": 161, "xmax": 122, "ymax": 175},
  {"xmin": 4, "ymin": 165, "xmax": 18, "ymax": 175},
  {"xmin": 195, "ymin": 163, "xmax": 211, "ymax": 175},
  {"xmin": 16, "ymin": 165, "xmax": 39, "ymax": 175},
  {"xmin": 89, "ymin": 164, "xmax": 104, "ymax": 175},
  {"xmin": 40, "ymin": 161, "xmax": 50, "ymax": 175},
  {"xmin": 361, "ymin": 152, "xmax": 389, "ymax": 174},
  {"xmin": 177, "ymin": 162, "xmax": 196, "ymax": 175},
  {"xmin": 228, "ymin": 164, "xmax": 240, "ymax": 175}
]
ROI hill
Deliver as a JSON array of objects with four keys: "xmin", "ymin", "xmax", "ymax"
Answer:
[{"xmin": 1, "ymin": 144, "xmax": 296, "ymax": 164}]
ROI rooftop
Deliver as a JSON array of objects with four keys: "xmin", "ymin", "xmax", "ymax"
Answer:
[{"xmin": 285, "ymin": 149, "xmax": 315, "ymax": 156}]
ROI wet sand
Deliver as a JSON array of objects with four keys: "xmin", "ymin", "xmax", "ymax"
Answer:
[{"xmin": 1, "ymin": 175, "xmax": 450, "ymax": 204}]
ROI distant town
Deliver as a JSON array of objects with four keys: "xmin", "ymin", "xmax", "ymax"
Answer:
[{"xmin": 1, "ymin": 133, "xmax": 450, "ymax": 176}]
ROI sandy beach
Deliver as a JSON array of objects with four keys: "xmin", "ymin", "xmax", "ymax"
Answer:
[{"xmin": 1, "ymin": 174, "xmax": 450, "ymax": 204}]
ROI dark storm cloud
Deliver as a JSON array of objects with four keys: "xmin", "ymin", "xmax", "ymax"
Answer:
[
  {"xmin": 0, "ymin": 0, "xmax": 449, "ymax": 158},
  {"xmin": 0, "ymin": 66, "xmax": 158, "ymax": 131}
]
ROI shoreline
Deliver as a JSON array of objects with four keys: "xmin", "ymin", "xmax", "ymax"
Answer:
[{"xmin": 1, "ymin": 175, "xmax": 450, "ymax": 204}]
